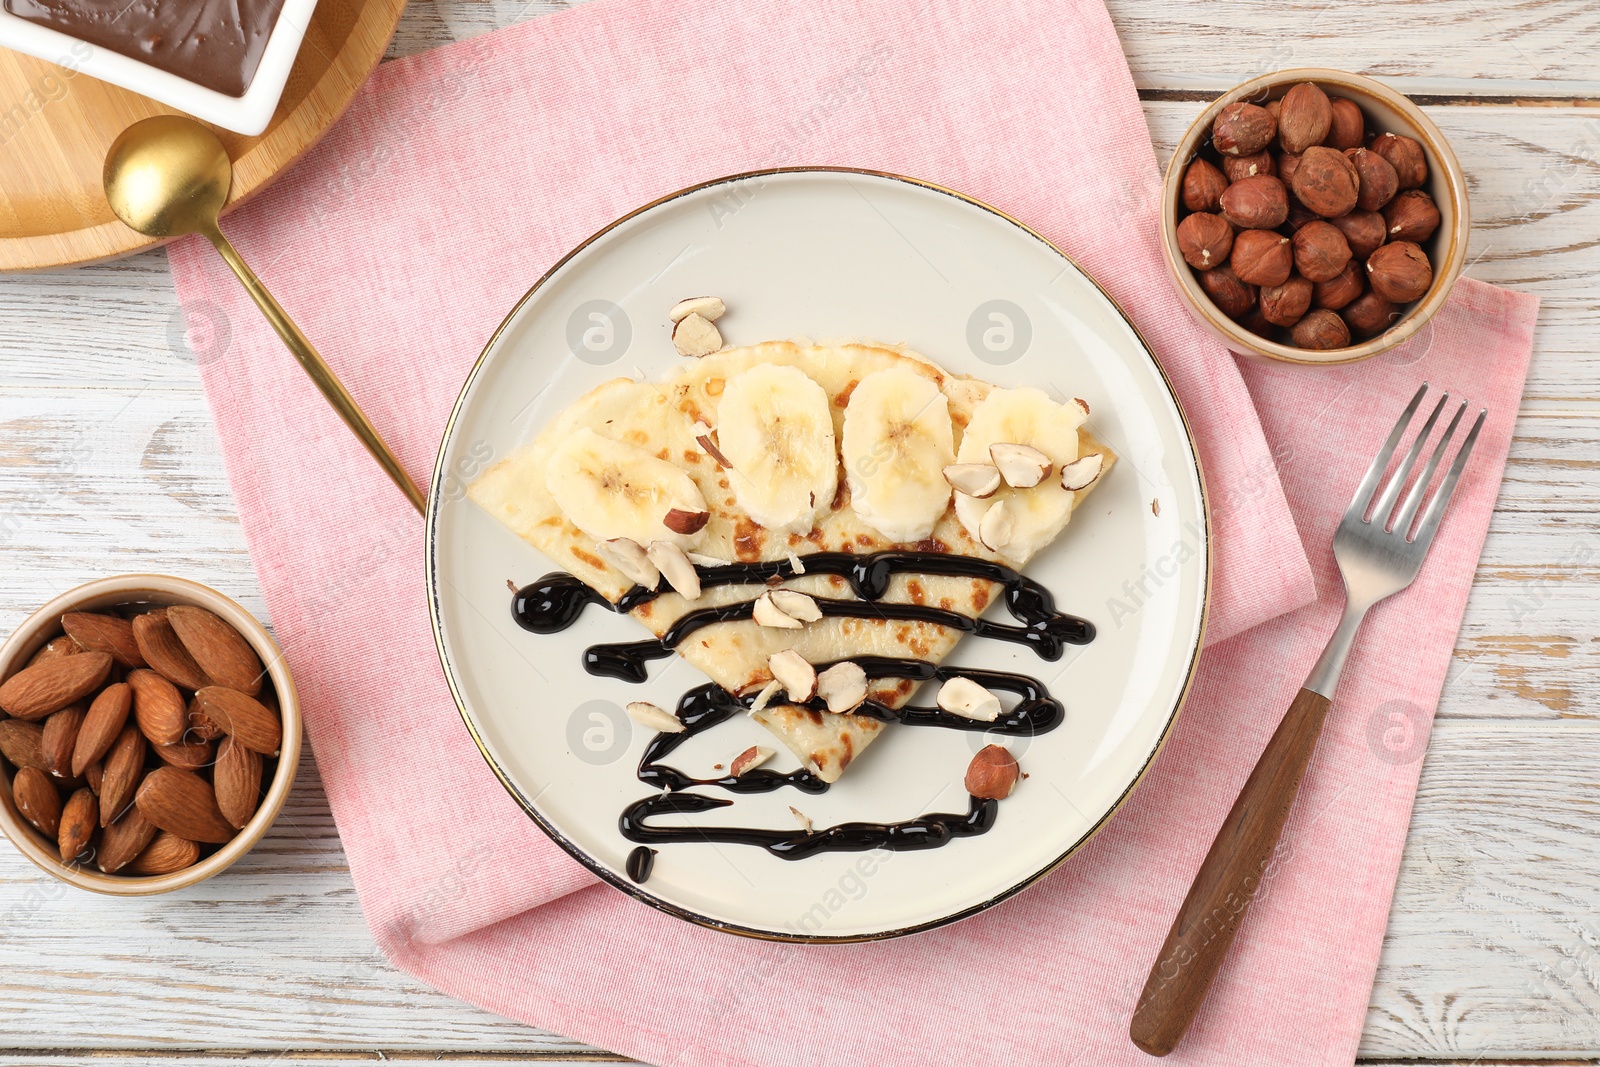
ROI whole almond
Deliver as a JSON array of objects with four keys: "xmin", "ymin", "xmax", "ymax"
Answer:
[
  {"xmin": 27, "ymin": 635, "xmax": 82, "ymax": 667},
  {"xmin": 97, "ymin": 805, "xmax": 158, "ymax": 872},
  {"xmin": 0, "ymin": 651, "xmax": 112, "ymax": 720},
  {"xmin": 72, "ymin": 682, "xmax": 132, "ymax": 778},
  {"xmin": 128, "ymin": 669, "xmax": 187, "ymax": 746},
  {"xmin": 135, "ymin": 767, "xmax": 236, "ymax": 844},
  {"xmin": 0, "ymin": 720, "xmax": 48, "ymax": 771},
  {"xmin": 131, "ymin": 613, "xmax": 210, "ymax": 691},
  {"xmin": 58, "ymin": 787, "xmax": 98, "ymax": 862},
  {"xmin": 167, "ymin": 606, "xmax": 263, "ymax": 697},
  {"xmin": 156, "ymin": 738, "xmax": 215, "ymax": 771},
  {"xmin": 128, "ymin": 831, "xmax": 201, "ymax": 875},
  {"xmin": 194, "ymin": 687, "xmax": 281, "ymax": 755},
  {"xmin": 214, "ymin": 736, "xmax": 263, "ymax": 829},
  {"xmin": 186, "ymin": 696, "xmax": 225, "ymax": 741},
  {"xmin": 85, "ymin": 760, "xmax": 104, "ymax": 794},
  {"xmin": 100, "ymin": 725, "xmax": 147, "ymax": 826},
  {"xmin": 40, "ymin": 703, "xmax": 86, "ymax": 778},
  {"xmin": 61, "ymin": 612, "xmax": 146, "ymax": 668},
  {"xmin": 13, "ymin": 766, "xmax": 63, "ymax": 837}
]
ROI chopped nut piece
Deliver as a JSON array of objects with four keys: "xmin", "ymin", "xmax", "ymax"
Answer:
[
  {"xmin": 1059, "ymin": 453, "xmax": 1105, "ymax": 492},
  {"xmin": 626, "ymin": 701, "xmax": 685, "ymax": 734},
  {"xmin": 668, "ymin": 296, "xmax": 726, "ymax": 323},
  {"xmin": 752, "ymin": 591, "xmax": 804, "ymax": 629},
  {"xmin": 943, "ymin": 463, "xmax": 1002, "ymax": 499},
  {"xmin": 647, "ymin": 541, "xmax": 702, "ymax": 600},
  {"xmin": 936, "ymin": 677, "xmax": 1002, "ymax": 721},
  {"xmin": 730, "ymin": 745, "xmax": 774, "ymax": 777},
  {"xmin": 989, "ymin": 443, "xmax": 1053, "ymax": 488},
  {"xmin": 816, "ymin": 662, "xmax": 868, "ymax": 714},
  {"xmin": 769, "ymin": 590, "xmax": 822, "ymax": 622},
  {"xmin": 595, "ymin": 538, "xmax": 660, "ymax": 589},
  {"xmin": 978, "ymin": 499, "xmax": 1016, "ymax": 552},
  {"xmin": 789, "ymin": 805, "xmax": 814, "ymax": 832},
  {"xmin": 768, "ymin": 649, "xmax": 817, "ymax": 702},
  {"xmin": 672, "ymin": 312, "xmax": 723, "ymax": 357}
]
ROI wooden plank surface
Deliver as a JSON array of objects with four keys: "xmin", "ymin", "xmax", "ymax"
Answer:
[{"xmin": 0, "ymin": 0, "xmax": 1597, "ymax": 1063}]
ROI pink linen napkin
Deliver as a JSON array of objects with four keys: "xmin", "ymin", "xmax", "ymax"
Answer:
[{"xmin": 163, "ymin": 0, "xmax": 1540, "ymax": 1062}]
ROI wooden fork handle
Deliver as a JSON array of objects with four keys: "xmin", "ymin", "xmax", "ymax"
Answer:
[{"xmin": 1129, "ymin": 687, "xmax": 1333, "ymax": 1057}]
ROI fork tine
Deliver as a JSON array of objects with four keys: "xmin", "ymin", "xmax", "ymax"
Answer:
[
  {"xmin": 1393, "ymin": 401, "xmax": 1467, "ymax": 537},
  {"xmin": 1372, "ymin": 390, "xmax": 1450, "ymax": 530},
  {"xmin": 1411, "ymin": 408, "xmax": 1487, "ymax": 546},
  {"xmin": 1348, "ymin": 383, "xmax": 1429, "ymax": 517}
]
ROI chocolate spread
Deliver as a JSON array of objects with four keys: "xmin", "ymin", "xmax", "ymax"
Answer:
[{"xmin": 5, "ymin": 0, "xmax": 289, "ymax": 97}]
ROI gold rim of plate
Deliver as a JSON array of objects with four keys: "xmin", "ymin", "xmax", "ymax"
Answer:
[{"xmin": 424, "ymin": 167, "xmax": 1214, "ymax": 943}]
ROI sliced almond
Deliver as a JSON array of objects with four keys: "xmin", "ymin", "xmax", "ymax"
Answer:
[
  {"xmin": 747, "ymin": 679, "xmax": 783, "ymax": 713},
  {"xmin": 625, "ymin": 700, "xmax": 685, "ymax": 734},
  {"xmin": 768, "ymin": 649, "xmax": 817, "ymax": 702},
  {"xmin": 769, "ymin": 590, "xmax": 822, "ymax": 622},
  {"xmin": 672, "ymin": 312, "xmax": 722, "ymax": 357},
  {"xmin": 752, "ymin": 592, "xmax": 803, "ymax": 629},
  {"xmin": 595, "ymin": 538, "xmax": 660, "ymax": 589},
  {"xmin": 663, "ymin": 508, "xmax": 710, "ymax": 535},
  {"xmin": 785, "ymin": 551, "xmax": 806, "ymax": 575},
  {"xmin": 943, "ymin": 463, "xmax": 1002, "ymax": 498},
  {"xmin": 730, "ymin": 745, "xmax": 774, "ymax": 777},
  {"xmin": 1074, "ymin": 397, "xmax": 1091, "ymax": 415},
  {"xmin": 1059, "ymin": 453, "xmax": 1105, "ymax": 492},
  {"xmin": 647, "ymin": 541, "xmax": 702, "ymax": 600},
  {"xmin": 989, "ymin": 443, "xmax": 1053, "ymax": 488},
  {"xmin": 789, "ymin": 805, "xmax": 814, "ymax": 833},
  {"xmin": 687, "ymin": 551, "xmax": 732, "ymax": 568},
  {"xmin": 936, "ymin": 677, "xmax": 1003, "ymax": 721},
  {"xmin": 816, "ymin": 661, "xmax": 868, "ymax": 714},
  {"xmin": 978, "ymin": 499, "xmax": 1016, "ymax": 552},
  {"xmin": 668, "ymin": 296, "xmax": 726, "ymax": 323},
  {"xmin": 693, "ymin": 430, "xmax": 732, "ymax": 469}
]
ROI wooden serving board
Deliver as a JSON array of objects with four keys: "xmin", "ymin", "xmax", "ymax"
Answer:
[{"xmin": 0, "ymin": 0, "xmax": 406, "ymax": 272}]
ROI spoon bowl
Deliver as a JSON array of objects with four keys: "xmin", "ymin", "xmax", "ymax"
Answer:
[{"xmin": 103, "ymin": 116, "xmax": 233, "ymax": 240}]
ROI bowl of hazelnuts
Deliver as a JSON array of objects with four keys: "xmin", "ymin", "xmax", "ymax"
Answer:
[{"xmin": 1160, "ymin": 68, "xmax": 1469, "ymax": 364}]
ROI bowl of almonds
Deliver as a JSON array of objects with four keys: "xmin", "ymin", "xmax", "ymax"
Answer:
[
  {"xmin": 0, "ymin": 575, "xmax": 300, "ymax": 893},
  {"xmin": 1159, "ymin": 68, "xmax": 1469, "ymax": 365}
]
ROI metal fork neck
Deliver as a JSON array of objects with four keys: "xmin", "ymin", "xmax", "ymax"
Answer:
[{"xmin": 1304, "ymin": 600, "xmax": 1372, "ymax": 699}]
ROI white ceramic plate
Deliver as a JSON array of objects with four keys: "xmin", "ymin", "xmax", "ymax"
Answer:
[
  {"xmin": 0, "ymin": 0, "xmax": 317, "ymax": 135},
  {"xmin": 427, "ymin": 170, "xmax": 1209, "ymax": 942}
]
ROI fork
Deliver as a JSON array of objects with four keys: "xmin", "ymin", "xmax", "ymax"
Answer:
[{"xmin": 1128, "ymin": 383, "xmax": 1486, "ymax": 1058}]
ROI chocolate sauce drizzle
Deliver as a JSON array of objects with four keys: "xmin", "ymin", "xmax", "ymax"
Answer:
[
  {"xmin": 510, "ymin": 551, "xmax": 1091, "ymax": 880},
  {"xmin": 513, "ymin": 551, "xmax": 1094, "ymax": 684}
]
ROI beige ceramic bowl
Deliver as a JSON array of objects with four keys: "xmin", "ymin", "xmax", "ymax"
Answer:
[
  {"xmin": 0, "ymin": 575, "xmax": 300, "ymax": 894},
  {"xmin": 1160, "ymin": 68, "xmax": 1470, "ymax": 365}
]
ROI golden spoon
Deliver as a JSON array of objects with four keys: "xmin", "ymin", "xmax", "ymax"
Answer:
[{"xmin": 103, "ymin": 115, "xmax": 426, "ymax": 515}]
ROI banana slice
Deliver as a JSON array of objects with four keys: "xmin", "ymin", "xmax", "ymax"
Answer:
[
  {"xmin": 715, "ymin": 364, "xmax": 837, "ymax": 532},
  {"xmin": 840, "ymin": 366, "xmax": 956, "ymax": 542},
  {"xmin": 546, "ymin": 428, "xmax": 709, "ymax": 548},
  {"xmin": 953, "ymin": 387, "xmax": 1086, "ymax": 563}
]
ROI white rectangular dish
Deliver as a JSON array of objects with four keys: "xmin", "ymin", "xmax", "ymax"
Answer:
[{"xmin": 0, "ymin": 0, "xmax": 318, "ymax": 135}]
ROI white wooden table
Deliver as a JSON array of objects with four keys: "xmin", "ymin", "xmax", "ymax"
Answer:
[{"xmin": 2, "ymin": 2, "xmax": 1596, "ymax": 1064}]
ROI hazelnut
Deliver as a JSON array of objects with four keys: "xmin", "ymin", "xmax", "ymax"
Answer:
[
  {"xmin": 1366, "ymin": 240, "xmax": 1433, "ymax": 302},
  {"xmin": 1370, "ymin": 133, "xmax": 1428, "ymax": 189},
  {"xmin": 1277, "ymin": 152, "xmax": 1302, "ymax": 189},
  {"xmin": 1383, "ymin": 189, "xmax": 1441, "ymax": 243},
  {"xmin": 1325, "ymin": 97, "xmax": 1366, "ymax": 149},
  {"xmin": 1198, "ymin": 263, "xmax": 1258, "ymax": 320},
  {"xmin": 1284, "ymin": 200, "xmax": 1320, "ymax": 232},
  {"xmin": 1278, "ymin": 82, "xmax": 1332, "ymax": 154},
  {"xmin": 1330, "ymin": 209, "xmax": 1388, "ymax": 259},
  {"xmin": 1182, "ymin": 158, "xmax": 1229, "ymax": 213},
  {"xmin": 1238, "ymin": 305, "xmax": 1275, "ymax": 336},
  {"xmin": 1212, "ymin": 101, "xmax": 1276, "ymax": 156},
  {"xmin": 1230, "ymin": 229, "xmax": 1294, "ymax": 287},
  {"xmin": 1342, "ymin": 290, "xmax": 1402, "ymax": 337},
  {"xmin": 1223, "ymin": 150, "xmax": 1275, "ymax": 182},
  {"xmin": 1219, "ymin": 175, "xmax": 1289, "ymax": 229},
  {"xmin": 965, "ymin": 744, "xmax": 1020, "ymax": 800},
  {"xmin": 1176, "ymin": 212, "xmax": 1233, "ymax": 270},
  {"xmin": 1292, "ymin": 220, "xmax": 1353, "ymax": 282},
  {"xmin": 1260, "ymin": 275, "xmax": 1313, "ymax": 327},
  {"xmin": 1313, "ymin": 260, "xmax": 1365, "ymax": 310},
  {"xmin": 1291, "ymin": 308, "xmax": 1351, "ymax": 350},
  {"xmin": 1344, "ymin": 147, "xmax": 1399, "ymax": 212},
  {"xmin": 1291, "ymin": 147, "xmax": 1360, "ymax": 218}
]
